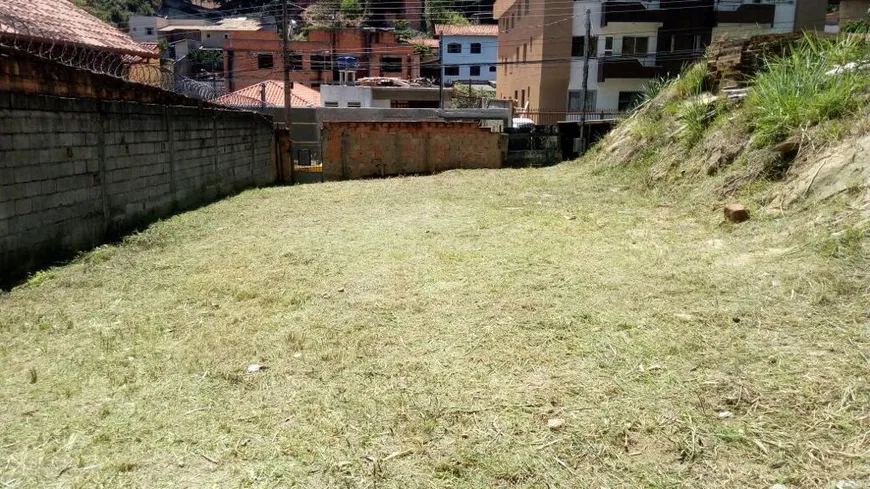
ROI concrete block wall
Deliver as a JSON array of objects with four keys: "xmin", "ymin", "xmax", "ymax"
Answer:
[
  {"xmin": 0, "ymin": 91, "xmax": 275, "ymax": 282},
  {"xmin": 320, "ymin": 121, "xmax": 505, "ymax": 181}
]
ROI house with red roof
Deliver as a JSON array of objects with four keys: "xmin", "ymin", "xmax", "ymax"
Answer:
[{"xmin": 0, "ymin": 0, "xmax": 159, "ymax": 65}]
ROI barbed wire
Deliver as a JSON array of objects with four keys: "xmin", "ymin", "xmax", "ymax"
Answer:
[{"xmin": 0, "ymin": 11, "xmax": 224, "ymax": 102}]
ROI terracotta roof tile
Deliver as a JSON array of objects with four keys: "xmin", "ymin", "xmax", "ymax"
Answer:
[
  {"xmin": 0, "ymin": 0, "xmax": 157, "ymax": 58},
  {"xmin": 434, "ymin": 24, "xmax": 498, "ymax": 37},
  {"xmin": 213, "ymin": 80, "xmax": 321, "ymax": 108}
]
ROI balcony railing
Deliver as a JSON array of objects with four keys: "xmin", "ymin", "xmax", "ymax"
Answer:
[
  {"xmin": 601, "ymin": 1, "xmax": 664, "ymax": 26},
  {"xmin": 714, "ymin": 2, "xmax": 776, "ymax": 26},
  {"xmin": 519, "ymin": 111, "xmax": 625, "ymax": 125}
]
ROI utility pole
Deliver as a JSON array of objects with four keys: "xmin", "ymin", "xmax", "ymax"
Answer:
[
  {"xmin": 578, "ymin": 7, "xmax": 591, "ymax": 153},
  {"xmin": 438, "ymin": 35, "xmax": 444, "ymax": 109},
  {"xmin": 282, "ymin": 0, "xmax": 292, "ymax": 126}
]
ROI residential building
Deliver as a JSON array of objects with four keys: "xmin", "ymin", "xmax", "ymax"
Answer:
[
  {"xmin": 223, "ymin": 28, "xmax": 420, "ymax": 92},
  {"xmin": 213, "ymin": 79, "xmax": 321, "ymax": 109},
  {"xmin": 494, "ymin": 0, "xmax": 826, "ymax": 117},
  {"xmin": 321, "ymin": 79, "xmax": 448, "ymax": 107},
  {"xmin": 128, "ymin": 15, "xmax": 276, "ymax": 50},
  {"xmin": 435, "ymin": 24, "xmax": 499, "ymax": 85}
]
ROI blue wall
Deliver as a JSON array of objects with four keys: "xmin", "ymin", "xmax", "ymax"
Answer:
[{"xmin": 440, "ymin": 35, "xmax": 497, "ymax": 84}]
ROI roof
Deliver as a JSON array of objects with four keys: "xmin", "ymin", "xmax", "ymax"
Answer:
[
  {"xmin": 213, "ymin": 80, "xmax": 321, "ymax": 108},
  {"xmin": 434, "ymin": 24, "xmax": 498, "ymax": 37},
  {"xmin": 159, "ymin": 17, "xmax": 265, "ymax": 33},
  {"xmin": 0, "ymin": 0, "xmax": 158, "ymax": 58}
]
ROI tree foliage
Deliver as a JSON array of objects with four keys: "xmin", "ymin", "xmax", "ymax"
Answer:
[
  {"xmin": 74, "ymin": 0, "xmax": 159, "ymax": 24},
  {"xmin": 302, "ymin": 0, "xmax": 369, "ymax": 27}
]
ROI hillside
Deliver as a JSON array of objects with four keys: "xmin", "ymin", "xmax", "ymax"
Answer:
[{"xmin": 586, "ymin": 34, "xmax": 870, "ymax": 232}]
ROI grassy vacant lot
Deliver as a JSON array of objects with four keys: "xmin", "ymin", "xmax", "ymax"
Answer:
[{"xmin": 1, "ymin": 161, "xmax": 868, "ymax": 488}]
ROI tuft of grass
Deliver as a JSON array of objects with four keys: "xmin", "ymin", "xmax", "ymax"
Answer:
[
  {"xmin": 818, "ymin": 224, "xmax": 869, "ymax": 260},
  {"xmin": 672, "ymin": 62, "xmax": 709, "ymax": 99},
  {"xmin": 679, "ymin": 99, "xmax": 714, "ymax": 147},
  {"xmin": 747, "ymin": 34, "xmax": 870, "ymax": 146}
]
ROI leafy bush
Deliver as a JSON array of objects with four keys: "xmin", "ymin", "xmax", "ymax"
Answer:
[
  {"xmin": 747, "ymin": 35, "xmax": 870, "ymax": 145},
  {"xmin": 638, "ymin": 76, "xmax": 670, "ymax": 108}
]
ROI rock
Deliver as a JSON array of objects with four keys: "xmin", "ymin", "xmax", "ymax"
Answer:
[
  {"xmin": 770, "ymin": 484, "xmax": 788, "ymax": 489},
  {"xmin": 547, "ymin": 418, "xmax": 565, "ymax": 430},
  {"xmin": 724, "ymin": 203, "xmax": 750, "ymax": 223},
  {"xmin": 717, "ymin": 411, "xmax": 734, "ymax": 419},
  {"xmin": 246, "ymin": 364, "xmax": 263, "ymax": 373},
  {"xmin": 833, "ymin": 481, "xmax": 859, "ymax": 489},
  {"xmin": 773, "ymin": 138, "xmax": 800, "ymax": 156}
]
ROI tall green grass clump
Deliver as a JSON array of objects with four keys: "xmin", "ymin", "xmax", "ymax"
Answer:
[
  {"xmin": 672, "ymin": 62, "xmax": 708, "ymax": 98},
  {"xmin": 747, "ymin": 35, "xmax": 870, "ymax": 145}
]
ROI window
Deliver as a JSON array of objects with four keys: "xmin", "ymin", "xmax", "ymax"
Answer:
[
  {"xmin": 571, "ymin": 36, "xmax": 598, "ymax": 57},
  {"xmin": 145, "ymin": 27, "xmax": 154, "ymax": 36},
  {"xmin": 381, "ymin": 56, "xmax": 403, "ymax": 72},
  {"xmin": 347, "ymin": 101, "xmax": 362, "ymax": 108},
  {"xmin": 604, "ymin": 36, "xmax": 613, "ymax": 56},
  {"xmin": 521, "ymin": 89, "xmax": 525, "ymax": 106},
  {"xmin": 568, "ymin": 90, "xmax": 597, "ymax": 111},
  {"xmin": 470, "ymin": 65, "xmax": 481, "ymax": 76},
  {"xmin": 525, "ymin": 0, "xmax": 530, "ymax": 14},
  {"xmin": 470, "ymin": 43, "xmax": 481, "ymax": 54},
  {"xmin": 522, "ymin": 43, "xmax": 527, "ymax": 61},
  {"xmin": 206, "ymin": 33, "xmax": 211, "ymax": 39},
  {"xmin": 289, "ymin": 54, "xmax": 303, "ymax": 71},
  {"xmin": 618, "ymin": 91, "xmax": 643, "ymax": 111},
  {"xmin": 324, "ymin": 101, "xmax": 339, "ymax": 107},
  {"xmin": 514, "ymin": 90, "xmax": 518, "ymax": 100},
  {"xmin": 693, "ymin": 34, "xmax": 702, "ymax": 51},
  {"xmin": 445, "ymin": 65, "xmax": 459, "ymax": 76},
  {"xmin": 224, "ymin": 34, "xmax": 229, "ymax": 39},
  {"xmin": 257, "ymin": 54, "xmax": 274, "ymax": 69},
  {"xmin": 622, "ymin": 36, "xmax": 649, "ymax": 56},
  {"xmin": 489, "ymin": 65, "xmax": 497, "ymax": 72},
  {"xmin": 311, "ymin": 55, "xmax": 330, "ymax": 71},
  {"xmin": 447, "ymin": 43, "xmax": 462, "ymax": 54}
]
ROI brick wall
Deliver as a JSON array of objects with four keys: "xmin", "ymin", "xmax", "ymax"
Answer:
[
  {"xmin": 0, "ymin": 91, "xmax": 276, "ymax": 282},
  {"xmin": 320, "ymin": 121, "xmax": 504, "ymax": 180}
]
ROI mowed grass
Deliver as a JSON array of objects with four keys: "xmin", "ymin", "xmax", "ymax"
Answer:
[{"xmin": 1, "ymin": 161, "xmax": 868, "ymax": 488}]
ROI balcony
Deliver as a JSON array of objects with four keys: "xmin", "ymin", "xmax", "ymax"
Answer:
[
  {"xmin": 714, "ymin": 2, "xmax": 776, "ymax": 26},
  {"xmin": 598, "ymin": 57, "xmax": 661, "ymax": 82},
  {"xmin": 601, "ymin": 2, "xmax": 664, "ymax": 27}
]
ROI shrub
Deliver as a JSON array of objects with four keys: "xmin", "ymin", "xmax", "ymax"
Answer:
[{"xmin": 747, "ymin": 35, "xmax": 870, "ymax": 145}]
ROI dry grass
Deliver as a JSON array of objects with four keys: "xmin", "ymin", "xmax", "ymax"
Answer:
[{"xmin": 1, "ymin": 161, "xmax": 868, "ymax": 488}]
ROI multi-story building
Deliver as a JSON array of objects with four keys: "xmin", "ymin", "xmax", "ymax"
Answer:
[
  {"xmin": 494, "ymin": 0, "xmax": 826, "ymax": 117},
  {"xmin": 435, "ymin": 24, "xmax": 499, "ymax": 85},
  {"xmin": 223, "ymin": 28, "xmax": 420, "ymax": 92}
]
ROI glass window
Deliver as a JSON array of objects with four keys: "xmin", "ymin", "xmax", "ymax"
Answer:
[
  {"xmin": 571, "ymin": 36, "xmax": 598, "ymax": 57},
  {"xmin": 604, "ymin": 36, "xmax": 613, "ymax": 56},
  {"xmin": 470, "ymin": 65, "xmax": 481, "ymax": 76},
  {"xmin": 445, "ymin": 66, "xmax": 459, "ymax": 76},
  {"xmin": 311, "ymin": 55, "xmax": 330, "ymax": 71},
  {"xmin": 567, "ymin": 90, "xmax": 597, "ymax": 111},
  {"xmin": 618, "ymin": 91, "xmax": 643, "ymax": 111},
  {"xmin": 381, "ymin": 56, "xmax": 403, "ymax": 72},
  {"xmin": 489, "ymin": 65, "xmax": 497, "ymax": 72},
  {"xmin": 145, "ymin": 27, "xmax": 154, "ymax": 36},
  {"xmin": 447, "ymin": 43, "xmax": 462, "ymax": 54},
  {"xmin": 257, "ymin": 54, "xmax": 274, "ymax": 69},
  {"xmin": 470, "ymin": 43, "xmax": 481, "ymax": 54},
  {"xmin": 622, "ymin": 37, "xmax": 649, "ymax": 56}
]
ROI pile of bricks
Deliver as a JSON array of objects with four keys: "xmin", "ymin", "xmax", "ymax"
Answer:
[{"xmin": 706, "ymin": 32, "xmax": 806, "ymax": 88}]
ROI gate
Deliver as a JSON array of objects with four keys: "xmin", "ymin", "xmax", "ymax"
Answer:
[{"xmin": 286, "ymin": 108, "xmax": 324, "ymax": 184}]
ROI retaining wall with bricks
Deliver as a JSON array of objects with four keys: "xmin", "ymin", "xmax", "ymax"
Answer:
[
  {"xmin": 0, "ymin": 91, "xmax": 276, "ymax": 282},
  {"xmin": 320, "ymin": 121, "xmax": 505, "ymax": 181}
]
